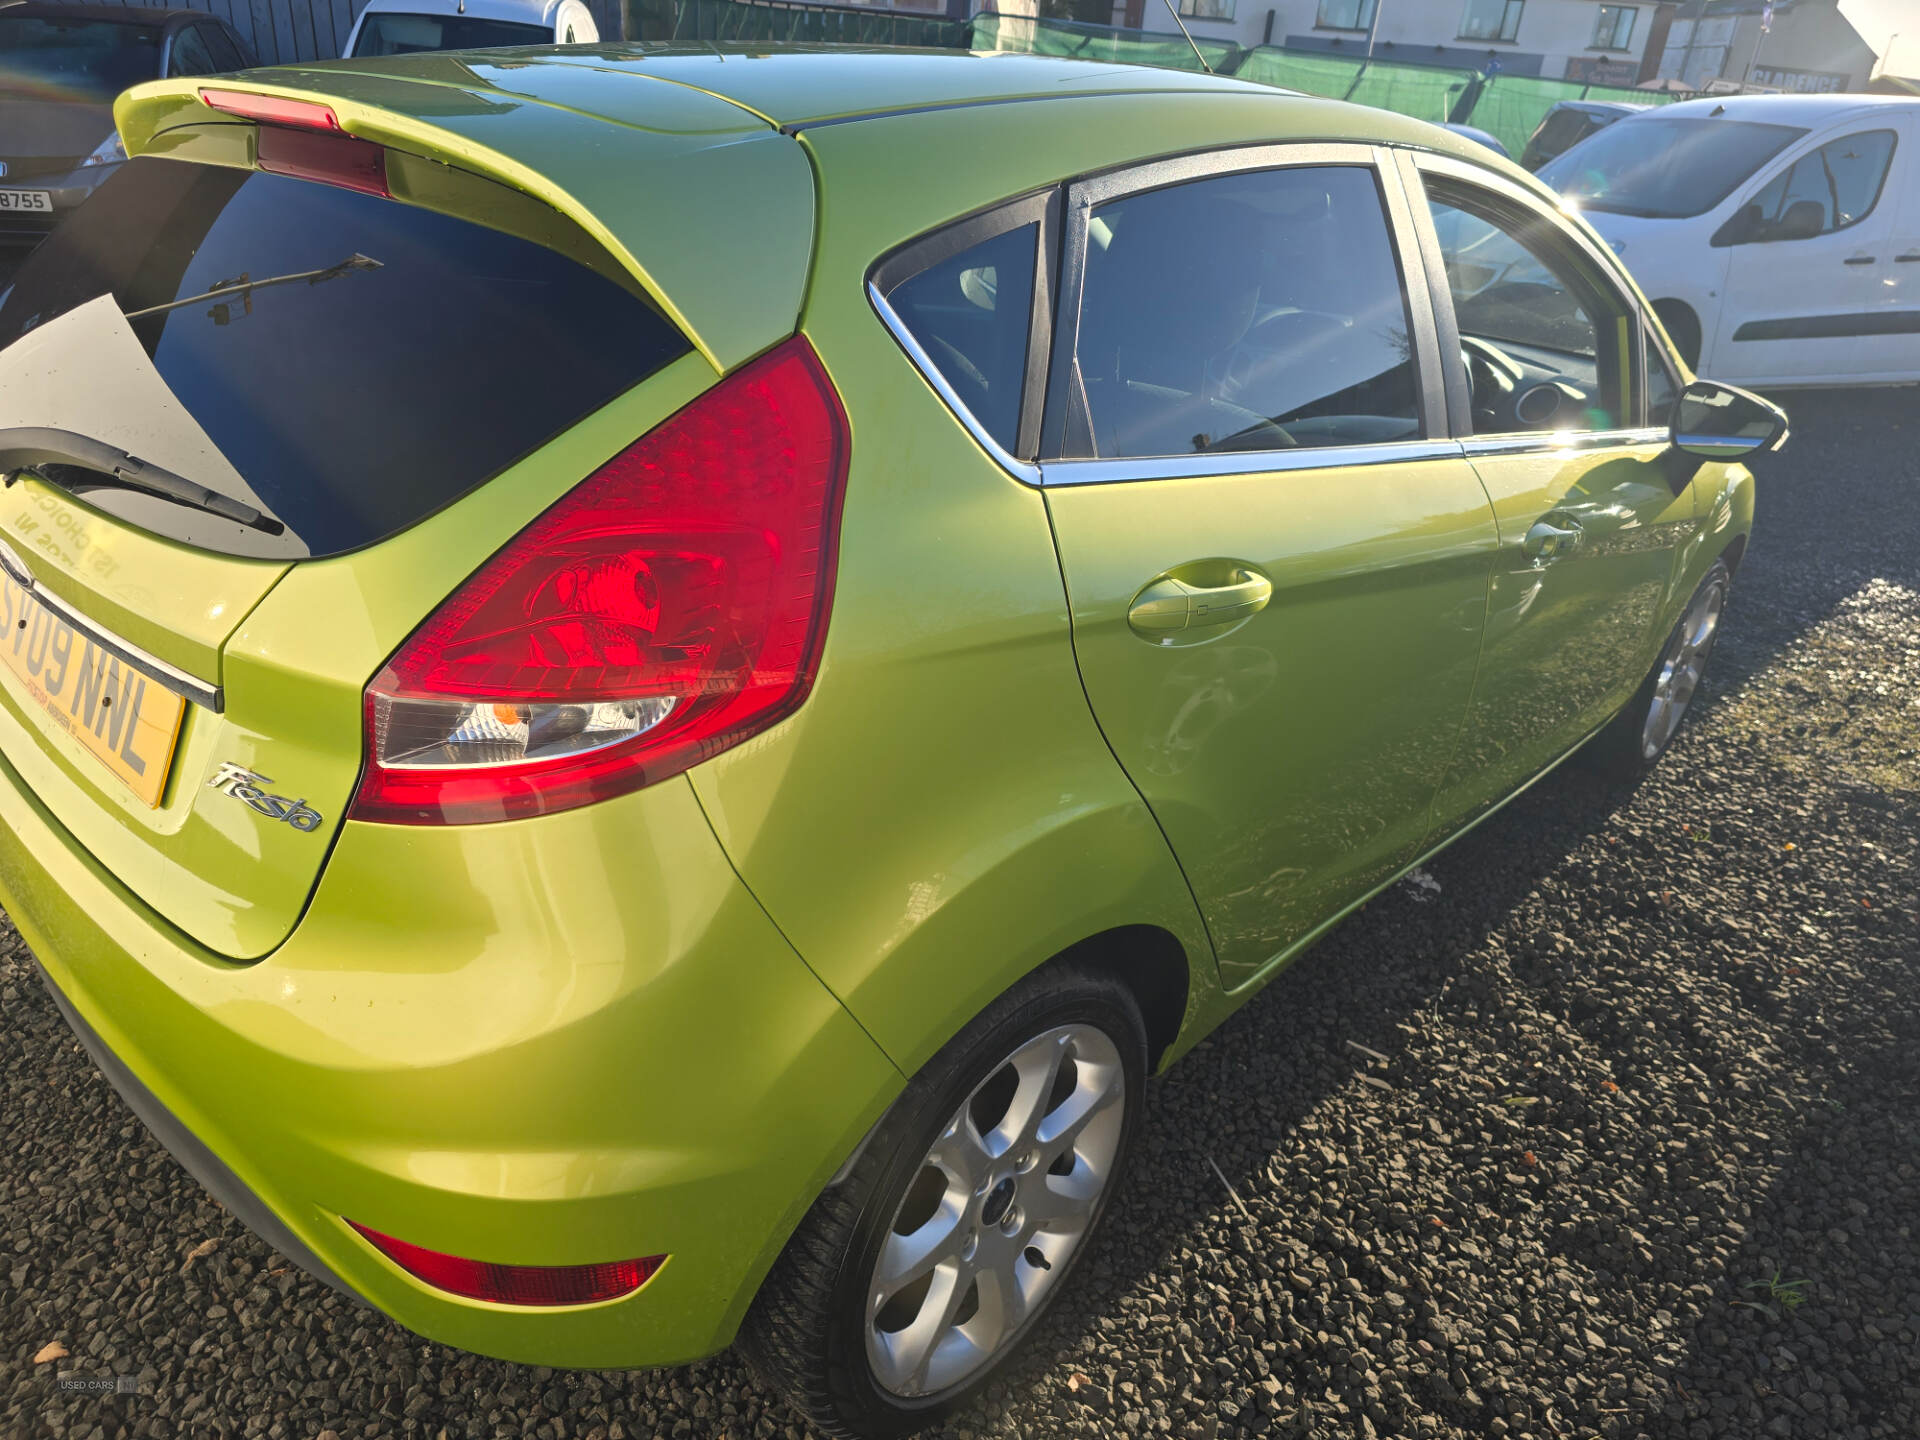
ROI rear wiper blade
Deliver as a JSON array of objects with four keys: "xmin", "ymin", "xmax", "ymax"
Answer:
[
  {"xmin": 122, "ymin": 253, "xmax": 383, "ymax": 323},
  {"xmin": 0, "ymin": 428, "xmax": 285, "ymax": 536}
]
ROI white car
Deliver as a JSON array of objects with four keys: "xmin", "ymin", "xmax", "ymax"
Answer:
[
  {"xmin": 341, "ymin": 0, "xmax": 597, "ymax": 57},
  {"xmin": 1539, "ymin": 93, "xmax": 1920, "ymax": 388}
]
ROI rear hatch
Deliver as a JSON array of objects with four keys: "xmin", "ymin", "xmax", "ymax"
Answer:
[{"xmin": 0, "ymin": 70, "xmax": 813, "ymax": 958}]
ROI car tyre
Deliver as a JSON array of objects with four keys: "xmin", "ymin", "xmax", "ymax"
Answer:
[
  {"xmin": 741, "ymin": 963, "xmax": 1148, "ymax": 1440},
  {"xmin": 1587, "ymin": 558, "xmax": 1730, "ymax": 779}
]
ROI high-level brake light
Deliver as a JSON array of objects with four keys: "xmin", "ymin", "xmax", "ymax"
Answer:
[{"xmin": 199, "ymin": 88, "xmax": 342, "ymax": 131}]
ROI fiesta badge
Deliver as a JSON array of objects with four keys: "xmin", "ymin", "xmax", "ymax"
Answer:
[{"xmin": 208, "ymin": 761, "xmax": 323, "ymax": 832}]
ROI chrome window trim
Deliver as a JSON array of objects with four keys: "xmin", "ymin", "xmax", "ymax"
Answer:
[
  {"xmin": 0, "ymin": 536, "xmax": 221, "ymax": 712},
  {"xmin": 1040, "ymin": 438, "xmax": 1469, "ymax": 487},
  {"xmin": 1460, "ymin": 426, "xmax": 1668, "ymax": 457},
  {"xmin": 867, "ymin": 280, "xmax": 1042, "ymax": 488}
]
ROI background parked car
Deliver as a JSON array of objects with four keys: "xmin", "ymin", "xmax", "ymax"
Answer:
[
  {"xmin": 341, "ymin": 0, "xmax": 598, "ymax": 56},
  {"xmin": 0, "ymin": 3, "xmax": 252, "ymax": 253},
  {"xmin": 1519, "ymin": 99, "xmax": 1648, "ymax": 171},
  {"xmin": 1541, "ymin": 93, "xmax": 1920, "ymax": 386},
  {"xmin": 1440, "ymin": 121, "xmax": 1510, "ymax": 160}
]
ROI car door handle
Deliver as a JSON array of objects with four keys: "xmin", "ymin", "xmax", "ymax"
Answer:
[
  {"xmin": 1897, "ymin": 252, "xmax": 1920, "ymax": 263},
  {"xmin": 1843, "ymin": 255, "xmax": 1877, "ymax": 265},
  {"xmin": 1127, "ymin": 569, "xmax": 1273, "ymax": 638},
  {"xmin": 1522, "ymin": 517, "xmax": 1582, "ymax": 563}
]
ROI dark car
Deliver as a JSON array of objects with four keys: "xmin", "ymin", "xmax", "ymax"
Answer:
[
  {"xmin": 0, "ymin": 3, "xmax": 253, "ymax": 248},
  {"xmin": 1518, "ymin": 98, "xmax": 1648, "ymax": 171}
]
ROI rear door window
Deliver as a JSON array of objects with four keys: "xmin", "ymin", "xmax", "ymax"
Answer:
[
  {"xmin": 0, "ymin": 156, "xmax": 690, "ymax": 559},
  {"xmin": 1059, "ymin": 165, "xmax": 1421, "ymax": 458}
]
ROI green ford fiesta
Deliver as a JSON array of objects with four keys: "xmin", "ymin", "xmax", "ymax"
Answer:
[{"xmin": 0, "ymin": 46, "xmax": 1782, "ymax": 1438}]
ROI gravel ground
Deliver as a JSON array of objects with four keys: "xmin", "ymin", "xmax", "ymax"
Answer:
[{"xmin": 4, "ymin": 387, "xmax": 1917, "ymax": 1440}]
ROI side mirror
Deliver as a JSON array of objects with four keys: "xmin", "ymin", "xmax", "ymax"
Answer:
[{"xmin": 1671, "ymin": 379, "xmax": 1789, "ymax": 460}]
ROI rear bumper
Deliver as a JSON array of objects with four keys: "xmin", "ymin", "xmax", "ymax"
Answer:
[{"xmin": 2, "ymin": 758, "xmax": 901, "ymax": 1369}]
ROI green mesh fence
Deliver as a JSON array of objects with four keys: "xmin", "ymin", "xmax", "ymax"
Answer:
[
  {"xmin": 669, "ymin": 0, "xmax": 969, "ymax": 48},
  {"xmin": 1342, "ymin": 58, "xmax": 1471, "ymax": 126},
  {"xmin": 1226, "ymin": 46, "xmax": 1365, "ymax": 99},
  {"xmin": 971, "ymin": 12, "xmax": 1238, "ymax": 73}
]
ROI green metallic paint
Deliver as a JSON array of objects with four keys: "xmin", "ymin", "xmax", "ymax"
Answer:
[
  {"xmin": 1434, "ymin": 444, "xmax": 1701, "ymax": 824},
  {"xmin": 8, "ymin": 758, "xmax": 901, "ymax": 1367},
  {"xmin": 1045, "ymin": 459, "xmax": 1499, "ymax": 989}
]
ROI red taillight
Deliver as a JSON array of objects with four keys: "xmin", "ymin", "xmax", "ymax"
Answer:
[
  {"xmin": 200, "ymin": 88, "xmax": 342, "ymax": 131},
  {"xmin": 347, "ymin": 1222, "xmax": 664, "ymax": 1306},
  {"xmin": 350, "ymin": 336, "xmax": 850, "ymax": 826}
]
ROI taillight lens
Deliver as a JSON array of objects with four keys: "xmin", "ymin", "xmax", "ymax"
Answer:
[
  {"xmin": 350, "ymin": 336, "xmax": 849, "ymax": 826},
  {"xmin": 347, "ymin": 1221, "xmax": 664, "ymax": 1306}
]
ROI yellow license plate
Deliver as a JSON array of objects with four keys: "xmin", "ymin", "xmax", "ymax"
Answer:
[{"xmin": 0, "ymin": 571, "xmax": 185, "ymax": 807}]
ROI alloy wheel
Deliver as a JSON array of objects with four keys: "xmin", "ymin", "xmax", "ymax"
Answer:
[
  {"xmin": 864, "ymin": 1023, "xmax": 1127, "ymax": 1399},
  {"xmin": 1642, "ymin": 574, "xmax": 1726, "ymax": 760}
]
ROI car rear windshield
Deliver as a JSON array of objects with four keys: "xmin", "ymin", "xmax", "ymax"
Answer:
[
  {"xmin": 0, "ymin": 17, "xmax": 161, "ymax": 100},
  {"xmin": 0, "ymin": 156, "xmax": 690, "ymax": 559},
  {"xmin": 1540, "ymin": 117, "xmax": 1809, "ymax": 219},
  {"xmin": 352, "ymin": 13, "xmax": 551, "ymax": 54}
]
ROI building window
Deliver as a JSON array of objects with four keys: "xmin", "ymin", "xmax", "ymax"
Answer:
[
  {"xmin": 1315, "ymin": 0, "xmax": 1377, "ymax": 30},
  {"xmin": 1458, "ymin": 0, "xmax": 1522, "ymax": 42},
  {"xmin": 1178, "ymin": 0, "xmax": 1235, "ymax": 19},
  {"xmin": 1592, "ymin": 4, "xmax": 1636, "ymax": 49}
]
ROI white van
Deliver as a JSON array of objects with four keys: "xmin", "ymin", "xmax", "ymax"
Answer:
[
  {"xmin": 341, "ymin": 0, "xmax": 598, "ymax": 57},
  {"xmin": 1540, "ymin": 93, "xmax": 1920, "ymax": 387}
]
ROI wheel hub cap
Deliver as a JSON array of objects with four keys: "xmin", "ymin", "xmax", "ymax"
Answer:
[{"xmin": 864, "ymin": 1023, "xmax": 1126, "ymax": 1399}]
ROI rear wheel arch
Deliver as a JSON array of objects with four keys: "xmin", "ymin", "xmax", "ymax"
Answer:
[{"xmin": 1044, "ymin": 924, "xmax": 1192, "ymax": 1072}]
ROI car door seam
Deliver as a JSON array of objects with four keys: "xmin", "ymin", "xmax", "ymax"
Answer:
[{"xmin": 1035, "ymin": 490, "xmax": 1226, "ymax": 979}]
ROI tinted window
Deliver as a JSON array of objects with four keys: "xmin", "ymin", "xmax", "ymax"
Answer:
[
  {"xmin": 1067, "ymin": 166, "xmax": 1419, "ymax": 459},
  {"xmin": 885, "ymin": 224, "xmax": 1036, "ymax": 456},
  {"xmin": 165, "ymin": 25, "xmax": 215, "ymax": 77},
  {"xmin": 0, "ymin": 157, "xmax": 688, "ymax": 559},
  {"xmin": 1740, "ymin": 130, "xmax": 1897, "ymax": 239},
  {"xmin": 0, "ymin": 17, "xmax": 161, "ymax": 99},
  {"xmin": 353, "ymin": 13, "xmax": 550, "ymax": 54},
  {"xmin": 1427, "ymin": 182, "xmax": 1635, "ymax": 434},
  {"xmin": 200, "ymin": 24, "xmax": 245, "ymax": 72},
  {"xmin": 1541, "ymin": 117, "xmax": 1808, "ymax": 219}
]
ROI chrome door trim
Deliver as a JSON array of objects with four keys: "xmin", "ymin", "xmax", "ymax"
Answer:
[
  {"xmin": 1460, "ymin": 427, "xmax": 1669, "ymax": 458},
  {"xmin": 1040, "ymin": 438, "xmax": 1469, "ymax": 487},
  {"xmin": 867, "ymin": 280, "xmax": 1043, "ymax": 488},
  {"xmin": 0, "ymin": 535, "xmax": 222, "ymax": 712}
]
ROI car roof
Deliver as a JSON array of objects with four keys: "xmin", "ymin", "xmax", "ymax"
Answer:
[
  {"xmin": 0, "ymin": 1, "xmax": 204, "ymax": 24},
  {"xmin": 352, "ymin": 0, "xmax": 570, "ymax": 23},
  {"xmin": 1645, "ymin": 92, "xmax": 1920, "ymax": 125}
]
